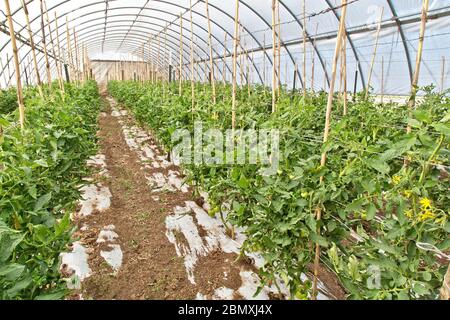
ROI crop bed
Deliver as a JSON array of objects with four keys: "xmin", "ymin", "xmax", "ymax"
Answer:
[
  {"xmin": 109, "ymin": 80, "xmax": 449, "ymax": 300},
  {"xmin": 0, "ymin": 82, "xmax": 100, "ymax": 299}
]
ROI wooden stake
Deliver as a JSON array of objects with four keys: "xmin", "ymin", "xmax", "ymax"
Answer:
[
  {"xmin": 223, "ymin": 33, "xmax": 227, "ymax": 85},
  {"xmin": 277, "ymin": 0, "xmax": 281, "ymax": 96},
  {"xmin": 312, "ymin": 0, "xmax": 348, "ymax": 300},
  {"xmin": 43, "ymin": 1, "xmax": 64, "ymax": 92},
  {"xmin": 271, "ymin": 0, "xmax": 277, "ymax": 112},
  {"xmin": 74, "ymin": 28, "xmax": 80, "ymax": 82},
  {"xmin": 0, "ymin": 58, "xmax": 8, "ymax": 88},
  {"xmin": 380, "ymin": 55, "xmax": 384, "ymax": 104},
  {"xmin": 441, "ymin": 56, "xmax": 446, "ymax": 94},
  {"xmin": 232, "ymin": 0, "xmax": 239, "ymax": 129},
  {"xmin": 6, "ymin": 54, "xmax": 12, "ymax": 83},
  {"xmin": 343, "ymin": 34, "xmax": 348, "ymax": 115},
  {"xmin": 205, "ymin": 0, "xmax": 216, "ymax": 104},
  {"xmin": 21, "ymin": 0, "xmax": 43, "ymax": 96},
  {"xmin": 179, "ymin": 13, "xmax": 184, "ymax": 95},
  {"xmin": 263, "ymin": 34, "xmax": 266, "ymax": 87},
  {"xmin": 4, "ymin": 0, "xmax": 25, "ymax": 129},
  {"xmin": 189, "ymin": 0, "xmax": 195, "ymax": 116},
  {"xmin": 302, "ymin": 0, "xmax": 307, "ymax": 100},
  {"xmin": 311, "ymin": 23, "xmax": 318, "ymax": 94},
  {"xmin": 66, "ymin": 17, "xmax": 74, "ymax": 81},
  {"xmin": 40, "ymin": 0, "xmax": 52, "ymax": 85},
  {"xmin": 440, "ymin": 264, "xmax": 450, "ymax": 300},
  {"xmin": 407, "ymin": 0, "xmax": 429, "ymax": 135},
  {"xmin": 54, "ymin": 12, "xmax": 65, "ymax": 93},
  {"xmin": 365, "ymin": 7, "xmax": 384, "ymax": 100}
]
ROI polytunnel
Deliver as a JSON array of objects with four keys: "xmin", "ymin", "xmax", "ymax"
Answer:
[
  {"xmin": 0, "ymin": 0, "xmax": 449, "ymax": 94},
  {"xmin": 0, "ymin": 0, "xmax": 449, "ymax": 303}
]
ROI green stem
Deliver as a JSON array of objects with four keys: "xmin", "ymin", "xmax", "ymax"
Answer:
[{"xmin": 419, "ymin": 134, "xmax": 445, "ymax": 184}]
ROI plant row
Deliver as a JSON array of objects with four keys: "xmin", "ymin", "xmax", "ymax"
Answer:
[
  {"xmin": 108, "ymin": 80, "xmax": 449, "ymax": 300},
  {"xmin": 0, "ymin": 81, "xmax": 101, "ymax": 300}
]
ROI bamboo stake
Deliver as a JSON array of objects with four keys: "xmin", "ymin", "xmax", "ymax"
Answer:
[
  {"xmin": 239, "ymin": 27, "xmax": 244, "ymax": 86},
  {"xmin": 54, "ymin": 12, "xmax": 65, "ymax": 92},
  {"xmin": 365, "ymin": 7, "xmax": 384, "ymax": 100},
  {"xmin": 271, "ymin": 0, "xmax": 277, "ymax": 112},
  {"xmin": 189, "ymin": 0, "xmax": 195, "ymax": 117},
  {"xmin": 312, "ymin": 0, "xmax": 348, "ymax": 300},
  {"xmin": 74, "ymin": 28, "xmax": 80, "ymax": 82},
  {"xmin": 0, "ymin": 58, "xmax": 8, "ymax": 88},
  {"xmin": 6, "ymin": 54, "xmax": 12, "ymax": 83},
  {"xmin": 66, "ymin": 17, "xmax": 74, "ymax": 82},
  {"xmin": 232, "ymin": 0, "xmax": 239, "ymax": 130},
  {"xmin": 43, "ymin": 1, "xmax": 64, "ymax": 92},
  {"xmin": 343, "ymin": 34, "xmax": 348, "ymax": 115},
  {"xmin": 263, "ymin": 34, "xmax": 266, "ymax": 87},
  {"xmin": 380, "ymin": 55, "xmax": 384, "ymax": 105},
  {"xmin": 165, "ymin": 24, "xmax": 168, "ymax": 82},
  {"xmin": 179, "ymin": 13, "xmax": 184, "ymax": 95},
  {"xmin": 441, "ymin": 56, "xmax": 446, "ymax": 94},
  {"xmin": 302, "ymin": 0, "xmax": 307, "ymax": 100},
  {"xmin": 440, "ymin": 264, "xmax": 450, "ymax": 300},
  {"xmin": 311, "ymin": 23, "xmax": 318, "ymax": 94},
  {"xmin": 339, "ymin": 37, "xmax": 344, "ymax": 99},
  {"xmin": 223, "ymin": 33, "xmax": 227, "ymax": 86},
  {"xmin": 4, "ymin": 0, "xmax": 25, "ymax": 130},
  {"xmin": 205, "ymin": 0, "xmax": 216, "ymax": 104},
  {"xmin": 21, "ymin": 0, "xmax": 43, "ymax": 96},
  {"xmin": 247, "ymin": 48, "xmax": 251, "ymax": 96},
  {"xmin": 277, "ymin": 0, "xmax": 281, "ymax": 96},
  {"xmin": 407, "ymin": 0, "xmax": 429, "ymax": 135},
  {"xmin": 40, "ymin": 0, "xmax": 52, "ymax": 85},
  {"xmin": 163, "ymin": 23, "xmax": 168, "ymax": 95}
]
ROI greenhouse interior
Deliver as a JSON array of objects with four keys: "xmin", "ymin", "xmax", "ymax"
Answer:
[{"xmin": 0, "ymin": 0, "xmax": 449, "ymax": 302}]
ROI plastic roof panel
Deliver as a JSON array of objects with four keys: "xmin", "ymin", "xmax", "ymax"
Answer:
[{"xmin": 0, "ymin": 0, "xmax": 448, "ymax": 94}]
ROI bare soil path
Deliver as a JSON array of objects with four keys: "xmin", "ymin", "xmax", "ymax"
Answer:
[{"xmin": 61, "ymin": 88, "xmax": 345, "ymax": 301}]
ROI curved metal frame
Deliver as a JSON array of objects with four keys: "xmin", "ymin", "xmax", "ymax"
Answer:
[
  {"xmin": 324, "ymin": 0, "xmax": 366, "ymax": 89},
  {"xmin": 386, "ymin": 0, "xmax": 413, "ymax": 82},
  {"xmin": 278, "ymin": 0, "xmax": 330, "ymax": 87},
  {"xmin": 0, "ymin": 0, "xmax": 446, "ymax": 92}
]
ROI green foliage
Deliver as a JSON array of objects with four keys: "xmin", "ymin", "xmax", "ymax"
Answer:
[
  {"xmin": 0, "ymin": 81, "xmax": 100, "ymax": 300},
  {"xmin": 109, "ymin": 80, "xmax": 449, "ymax": 300},
  {"xmin": 0, "ymin": 88, "xmax": 18, "ymax": 115}
]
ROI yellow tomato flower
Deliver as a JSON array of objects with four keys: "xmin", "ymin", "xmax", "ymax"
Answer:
[
  {"xmin": 404, "ymin": 190, "xmax": 412, "ymax": 199},
  {"xmin": 405, "ymin": 210, "xmax": 414, "ymax": 219},
  {"xmin": 419, "ymin": 210, "xmax": 435, "ymax": 222},
  {"xmin": 419, "ymin": 198, "xmax": 432, "ymax": 210},
  {"xmin": 392, "ymin": 175, "xmax": 402, "ymax": 185}
]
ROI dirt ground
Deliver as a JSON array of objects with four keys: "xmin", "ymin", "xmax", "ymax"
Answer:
[{"xmin": 66, "ymin": 88, "xmax": 346, "ymax": 301}]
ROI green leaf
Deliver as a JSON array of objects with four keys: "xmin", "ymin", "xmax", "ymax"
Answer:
[
  {"xmin": 28, "ymin": 185, "xmax": 37, "ymax": 200},
  {"xmin": 381, "ymin": 136, "xmax": 417, "ymax": 161},
  {"xmin": 366, "ymin": 158, "xmax": 390, "ymax": 175},
  {"xmin": 412, "ymin": 282, "xmax": 430, "ymax": 296},
  {"xmin": 34, "ymin": 193, "xmax": 52, "ymax": 212},
  {"xmin": 238, "ymin": 174, "xmax": 250, "ymax": 189},
  {"xmin": 0, "ymin": 263, "xmax": 25, "ymax": 281},
  {"xmin": 346, "ymin": 198, "xmax": 365, "ymax": 213},
  {"xmin": 413, "ymin": 110, "xmax": 432, "ymax": 123},
  {"xmin": 34, "ymin": 159, "xmax": 49, "ymax": 167},
  {"xmin": 310, "ymin": 233, "xmax": 329, "ymax": 248},
  {"xmin": 366, "ymin": 203, "xmax": 377, "ymax": 221},
  {"xmin": 6, "ymin": 277, "xmax": 33, "ymax": 297},
  {"xmin": 35, "ymin": 290, "xmax": 66, "ymax": 301},
  {"xmin": 432, "ymin": 123, "xmax": 449, "ymax": 136}
]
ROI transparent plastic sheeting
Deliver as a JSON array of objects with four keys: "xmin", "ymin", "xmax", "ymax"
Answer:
[{"xmin": 0, "ymin": 0, "xmax": 449, "ymax": 95}]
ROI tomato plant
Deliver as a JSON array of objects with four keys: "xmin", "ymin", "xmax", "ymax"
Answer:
[
  {"xmin": 0, "ymin": 81, "xmax": 100, "ymax": 299},
  {"xmin": 109, "ymin": 80, "xmax": 449, "ymax": 300}
]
